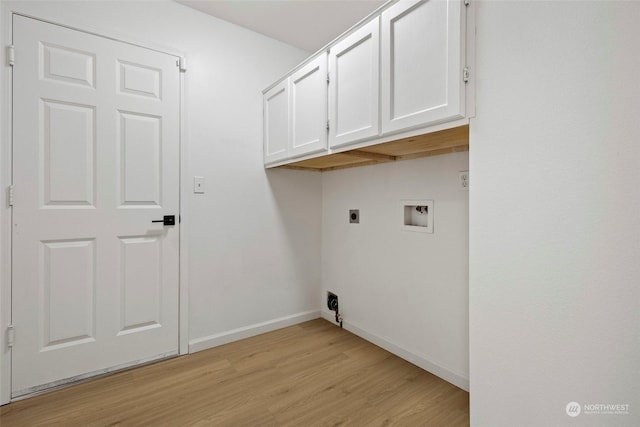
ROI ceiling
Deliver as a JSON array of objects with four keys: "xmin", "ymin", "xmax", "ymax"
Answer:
[{"xmin": 175, "ymin": 0, "xmax": 386, "ymax": 53}]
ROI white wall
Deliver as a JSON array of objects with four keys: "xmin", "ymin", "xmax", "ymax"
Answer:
[
  {"xmin": 322, "ymin": 152, "xmax": 469, "ymax": 390},
  {"xmin": 0, "ymin": 0, "xmax": 320, "ymax": 402},
  {"xmin": 470, "ymin": 1, "xmax": 640, "ymax": 426}
]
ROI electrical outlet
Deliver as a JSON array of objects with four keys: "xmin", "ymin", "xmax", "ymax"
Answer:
[
  {"xmin": 349, "ymin": 209, "xmax": 359, "ymax": 224},
  {"xmin": 459, "ymin": 171, "xmax": 469, "ymax": 190},
  {"xmin": 327, "ymin": 292, "xmax": 338, "ymax": 312}
]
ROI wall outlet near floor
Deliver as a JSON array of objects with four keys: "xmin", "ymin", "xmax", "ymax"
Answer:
[
  {"xmin": 327, "ymin": 291, "xmax": 343, "ymax": 327},
  {"xmin": 327, "ymin": 292, "xmax": 339, "ymax": 312}
]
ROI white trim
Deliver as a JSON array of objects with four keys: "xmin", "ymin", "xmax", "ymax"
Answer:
[
  {"xmin": 6, "ymin": 10, "xmax": 186, "ymax": 63},
  {"xmin": 320, "ymin": 311, "xmax": 469, "ymax": 392},
  {"xmin": 465, "ymin": 0, "xmax": 476, "ymax": 119},
  {"xmin": 0, "ymin": 5, "xmax": 189, "ymax": 404},
  {"xmin": 0, "ymin": 3, "xmax": 13, "ymax": 407},
  {"xmin": 178, "ymin": 55, "xmax": 189, "ymax": 356},
  {"xmin": 189, "ymin": 310, "xmax": 320, "ymax": 353}
]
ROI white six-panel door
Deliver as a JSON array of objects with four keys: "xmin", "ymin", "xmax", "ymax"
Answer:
[{"xmin": 12, "ymin": 15, "xmax": 180, "ymax": 396}]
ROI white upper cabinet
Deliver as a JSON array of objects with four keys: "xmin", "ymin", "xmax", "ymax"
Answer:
[
  {"xmin": 263, "ymin": 0, "xmax": 473, "ymax": 167},
  {"xmin": 263, "ymin": 79, "xmax": 290, "ymax": 164},
  {"xmin": 290, "ymin": 54, "xmax": 328, "ymax": 157},
  {"xmin": 329, "ymin": 17, "xmax": 380, "ymax": 149},
  {"xmin": 381, "ymin": 0, "xmax": 465, "ymax": 135}
]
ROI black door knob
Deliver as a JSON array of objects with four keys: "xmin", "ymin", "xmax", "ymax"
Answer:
[{"xmin": 152, "ymin": 215, "xmax": 175, "ymax": 226}]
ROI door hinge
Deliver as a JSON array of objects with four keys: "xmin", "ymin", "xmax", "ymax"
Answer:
[
  {"xmin": 7, "ymin": 325, "xmax": 14, "ymax": 348},
  {"xmin": 7, "ymin": 45, "xmax": 15, "ymax": 67},
  {"xmin": 326, "ymin": 120, "xmax": 330, "ymax": 132},
  {"xmin": 327, "ymin": 73, "xmax": 330, "ymax": 85},
  {"xmin": 463, "ymin": 66, "xmax": 470, "ymax": 83},
  {"xmin": 8, "ymin": 185, "xmax": 14, "ymax": 207},
  {"xmin": 177, "ymin": 57, "xmax": 187, "ymax": 73}
]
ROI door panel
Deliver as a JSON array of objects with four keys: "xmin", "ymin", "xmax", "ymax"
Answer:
[
  {"xmin": 12, "ymin": 15, "xmax": 180, "ymax": 397},
  {"xmin": 118, "ymin": 111, "xmax": 162, "ymax": 206},
  {"xmin": 42, "ymin": 42, "xmax": 96, "ymax": 88},
  {"xmin": 117, "ymin": 60, "xmax": 162, "ymax": 99},
  {"xmin": 381, "ymin": 0, "xmax": 465, "ymax": 134},
  {"xmin": 263, "ymin": 80, "xmax": 289, "ymax": 164},
  {"xmin": 43, "ymin": 100, "xmax": 96, "ymax": 206},
  {"xmin": 329, "ymin": 17, "xmax": 380, "ymax": 148},
  {"xmin": 42, "ymin": 239, "xmax": 96, "ymax": 348},
  {"xmin": 391, "ymin": 1, "xmax": 447, "ymax": 118},
  {"xmin": 289, "ymin": 54, "xmax": 327, "ymax": 157},
  {"xmin": 118, "ymin": 236, "xmax": 162, "ymax": 334}
]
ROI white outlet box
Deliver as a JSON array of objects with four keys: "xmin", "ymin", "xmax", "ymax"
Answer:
[
  {"xmin": 459, "ymin": 171, "xmax": 469, "ymax": 190},
  {"xmin": 193, "ymin": 176, "xmax": 205, "ymax": 194}
]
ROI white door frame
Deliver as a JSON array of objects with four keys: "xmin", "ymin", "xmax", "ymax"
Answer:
[{"xmin": 0, "ymin": 5, "xmax": 190, "ymax": 405}]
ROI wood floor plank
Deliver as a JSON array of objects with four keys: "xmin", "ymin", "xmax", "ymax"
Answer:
[{"xmin": 0, "ymin": 319, "xmax": 469, "ymax": 426}]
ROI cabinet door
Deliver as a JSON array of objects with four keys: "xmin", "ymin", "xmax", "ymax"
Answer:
[
  {"xmin": 263, "ymin": 79, "xmax": 289, "ymax": 164},
  {"xmin": 381, "ymin": 0, "xmax": 465, "ymax": 135},
  {"xmin": 290, "ymin": 54, "xmax": 328, "ymax": 157},
  {"xmin": 329, "ymin": 17, "xmax": 380, "ymax": 149}
]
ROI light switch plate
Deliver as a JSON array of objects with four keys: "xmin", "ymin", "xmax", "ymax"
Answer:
[{"xmin": 194, "ymin": 176, "xmax": 205, "ymax": 194}]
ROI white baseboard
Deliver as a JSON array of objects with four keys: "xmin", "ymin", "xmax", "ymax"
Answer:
[
  {"xmin": 188, "ymin": 310, "xmax": 320, "ymax": 353},
  {"xmin": 321, "ymin": 311, "xmax": 469, "ymax": 392}
]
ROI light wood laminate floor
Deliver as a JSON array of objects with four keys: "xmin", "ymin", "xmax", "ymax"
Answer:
[{"xmin": 0, "ymin": 319, "xmax": 469, "ymax": 426}]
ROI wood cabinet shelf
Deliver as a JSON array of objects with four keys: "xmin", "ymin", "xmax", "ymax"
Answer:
[{"xmin": 277, "ymin": 125, "xmax": 469, "ymax": 172}]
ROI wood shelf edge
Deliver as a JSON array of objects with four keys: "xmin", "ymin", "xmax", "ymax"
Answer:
[
  {"xmin": 274, "ymin": 124, "xmax": 469, "ymax": 172},
  {"xmin": 345, "ymin": 150, "xmax": 397, "ymax": 162}
]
